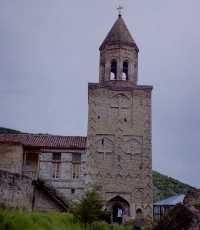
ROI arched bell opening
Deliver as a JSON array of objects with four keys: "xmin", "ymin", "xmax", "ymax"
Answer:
[
  {"xmin": 122, "ymin": 61, "xmax": 129, "ymax": 80},
  {"xmin": 106, "ymin": 196, "xmax": 130, "ymax": 224},
  {"xmin": 110, "ymin": 60, "xmax": 117, "ymax": 80}
]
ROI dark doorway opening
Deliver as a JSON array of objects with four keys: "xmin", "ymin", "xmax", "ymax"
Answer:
[
  {"xmin": 107, "ymin": 196, "xmax": 130, "ymax": 224},
  {"xmin": 112, "ymin": 204, "xmax": 123, "ymax": 224}
]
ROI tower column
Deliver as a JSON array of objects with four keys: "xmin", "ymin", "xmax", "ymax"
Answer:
[
  {"xmin": 105, "ymin": 60, "xmax": 111, "ymax": 81},
  {"xmin": 117, "ymin": 57, "xmax": 123, "ymax": 80},
  {"xmin": 87, "ymin": 13, "xmax": 153, "ymax": 220}
]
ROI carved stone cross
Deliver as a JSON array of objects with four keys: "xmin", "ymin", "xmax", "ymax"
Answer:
[
  {"xmin": 111, "ymin": 95, "xmax": 129, "ymax": 117},
  {"xmin": 98, "ymin": 147, "xmax": 113, "ymax": 160}
]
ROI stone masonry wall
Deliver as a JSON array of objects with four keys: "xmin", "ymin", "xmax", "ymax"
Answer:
[
  {"xmin": 34, "ymin": 188, "xmax": 63, "ymax": 212},
  {"xmin": 0, "ymin": 169, "xmax": 64, "ymax": 212},
  {"xmin": 38, "ymin": 150, "xmax": 86, "ymax": 202},
  {"xmin": 0, "ymin": 143, "xmax": 23, "ymax": 174},
  {"xmin": 99, "ymin": 45, "xmax": 138, "ymax": 84},
  {"xmin": 0, "ymin": 170, "xmax": 33, "ymax": 210},
  {"xmin": 87, "ymin": 86, "xmax": 153, "ymax": 219}
]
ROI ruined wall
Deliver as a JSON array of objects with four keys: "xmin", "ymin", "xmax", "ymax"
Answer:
[
  {"xmin": 0, "ymin": 170, "xmax": 64, "ymax": 212},
  {"xmin": 87, "ymin": 86, "xmax": 153, "ymax": 219},
  {"xmin": 0, "ymin": 170, "xmax": 33, "ymax": 210},
  {"xmin": 0, "ymin": 143, "xmax": 23, "ymax": 174}
]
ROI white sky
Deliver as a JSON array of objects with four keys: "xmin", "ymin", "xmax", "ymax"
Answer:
[{"xmin": 0, "ymin": 0, "xmax": 200, "ymax": 187}]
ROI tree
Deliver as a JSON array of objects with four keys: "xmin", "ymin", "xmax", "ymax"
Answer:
[{"xmin": 72, "ymin": 190, "xmax": 108, "ymax": 225}]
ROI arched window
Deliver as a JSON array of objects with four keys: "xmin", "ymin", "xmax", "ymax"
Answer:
[
  {"xmin": 110, "ymin": 60, "xmax": 117, "ymax": 80},
  {"xmin": 122, "ymin": 61, "xmax": 128, "ymax": 80}
]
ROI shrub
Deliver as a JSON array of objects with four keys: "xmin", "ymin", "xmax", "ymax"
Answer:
[{"xmin": 72, "ymin": 190, "xmax": 108, "ymax": 225}]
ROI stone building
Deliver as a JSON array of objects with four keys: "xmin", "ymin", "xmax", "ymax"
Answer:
[
  {"xmin": 0, "ymin": 14, "xmax": 153, "ymax": 221},
  {"xmin": 0, "ymin": 134, "xmax": 86, "ymax": 211}
]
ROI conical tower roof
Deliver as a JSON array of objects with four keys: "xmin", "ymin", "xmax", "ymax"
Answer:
[{"xmin": 99, "ymin": 15, "xmax": 138, "ymax": 51}]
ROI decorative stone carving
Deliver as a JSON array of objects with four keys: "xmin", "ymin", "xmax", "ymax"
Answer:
[
  {"xmin": 122, "ymin": 139, "xmax": 142, "ymax": 160},
  {"xmin": 95, "ymin": 137, "xmax": 114, "ymax": 161},
  {"xmin": 110, "ymin": 94, "xmax": 131, "ymax": 128},
  {"xmin": 135, "ymin": 188, "xmax": 144, "ymax": 202}
]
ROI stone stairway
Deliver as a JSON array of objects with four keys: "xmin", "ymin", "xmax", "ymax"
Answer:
[{"xmin": 33, "ymin": 179, "xmax": 69, "ymax": 212}]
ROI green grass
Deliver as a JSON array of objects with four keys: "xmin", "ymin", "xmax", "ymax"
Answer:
[{"xmin": 0, "ymin": 209, "xmax": 128, "ymax": 230}]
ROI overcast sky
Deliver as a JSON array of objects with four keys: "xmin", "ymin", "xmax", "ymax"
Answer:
[{"xmin": 0, "ymin": 0, "xmax": 200, "ymax": 187}]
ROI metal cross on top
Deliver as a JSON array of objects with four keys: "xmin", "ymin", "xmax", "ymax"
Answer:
[{"xmin": 117, "ymin": 5, "xmax": 123, "ymax": 16}]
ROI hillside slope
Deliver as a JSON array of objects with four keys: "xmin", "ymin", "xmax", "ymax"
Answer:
[
  {"xmin": 153, "ymin": 171, "xmax": 194, "ymax": 202},
  {"xmin": 0, "ymin": 127, "xmax": 21, "ymax": 134}
]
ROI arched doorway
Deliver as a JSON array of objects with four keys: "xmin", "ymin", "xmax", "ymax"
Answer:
[
  {"xmin": 112, "ymin": 203, "xmax": 123, "ymax": 223},
  {"xmin": 106, "ymin": 196, "xmax": 130, "ymax": 224}
]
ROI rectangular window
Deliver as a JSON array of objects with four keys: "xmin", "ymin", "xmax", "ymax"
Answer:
[
  {"xmin": 24, "ymin": 152, "xmax": 38, "ymax": 166},
  {"xmin": 72, "ymin": 153, "xmax": 81, "ymax": 162},
  {"xmin": 52, "ymin": 162, "xmax": 60, "ymax": 178},
  {"xmin": 72, "ymin": 163, "xmax": 81, "ymax": 179},
  {"xmin": 52, "ymin": 153, "xmax": 61, "ymax": 179},
  {"xmin": 23, "ymin": 152, "xmax": 38, "ymax": 178},
  {"xmin": 72, "ymin": 153, "xmax": 81, "ymax": 179},
  {"xmin": 52, "ymin": 152, "xmax": 61, "ymax": 161}
]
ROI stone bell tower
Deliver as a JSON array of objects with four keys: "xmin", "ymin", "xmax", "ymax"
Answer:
[{"xmin": 86, "ymin": 13, "xmax": 153, "ymax": 221}]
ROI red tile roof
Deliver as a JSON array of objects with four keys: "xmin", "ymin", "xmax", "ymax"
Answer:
[{"xmin": 0, "ymin": 133, "xmax": 87, "ymax": 149}]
